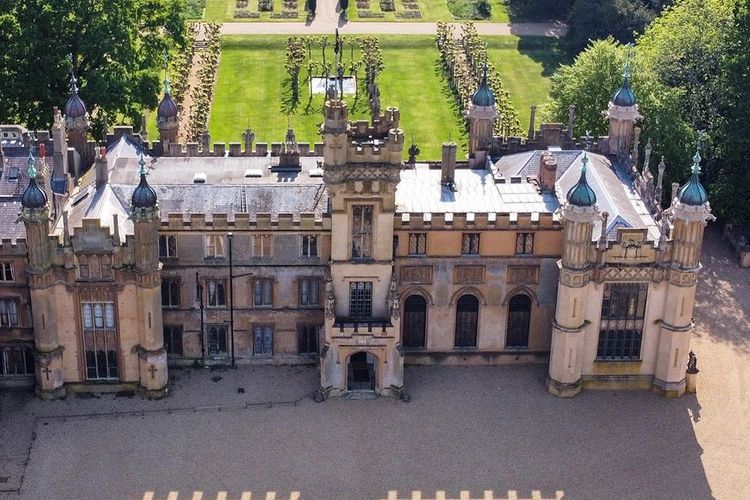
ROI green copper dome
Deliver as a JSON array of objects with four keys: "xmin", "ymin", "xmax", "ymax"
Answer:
[
  {"xmin": 566, "ymin": 154, "xmax": 597, "ymax": 207},
  {"xmin": 21, "ymin": 151, "xmax": 48, "ymax": 209},
  {"xmin": 471, "ymin": 65, "xmax": 495, "ymax": 107},
  {"xmin": 612, "ymin": 59, "xmax": 636, "ymax": 107},
  {"xmin": 131, "ymin": 153, "xmax": 157, "ymax": 209},
  {"xmin": 678, "ymin": 150, "xmax": 709, "ymax": 206}
]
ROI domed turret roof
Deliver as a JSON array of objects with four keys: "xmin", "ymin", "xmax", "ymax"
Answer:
[
  {"xmin": 157, "ymin": 78, "xmax": 178, "ymax": 119},
  {"xmin": 612, "ymin": 60, "xmax": 636, "ymax": 107},
  {"xmin": 678, "ymin": 150, "xmax": 709, "ymax": 206},
  {"xmin": 131, "ymin": 153, "xmax": 157, "ymax": 209},
  {"xmin": 21, "ymin": 151, "xmax": 48, "ymax": 209},
  {"xmin": 471, "ymin": 65, "xmax": 495, "ymax": 107},
  {"xmin": 64, "ymin": 75, "xmax": 87, "ymax": 118},
  {"xmin": 566, "ymin": 153, "xmax": 597, "ymax": 207}
]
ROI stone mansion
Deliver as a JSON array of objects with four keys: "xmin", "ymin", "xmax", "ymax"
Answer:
[{"xmin": 0, "ymin": 66, "xmax": 712, "ymax": 400}]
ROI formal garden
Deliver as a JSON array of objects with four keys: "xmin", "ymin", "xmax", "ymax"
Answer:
[
  {"xmin": 200, "ymin": 31, "xmax": 561, "ymax": 159},
  {"xmin": 193, "ymin": 0, "xmax": 512, "ymax": 22}
]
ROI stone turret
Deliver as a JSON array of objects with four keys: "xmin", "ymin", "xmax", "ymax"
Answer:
[
  {"xmin": 548, "ymin": 153, "xmax": 599, "ymax": 397},
  {"xmin": 467, "ymin": 65, "xmax": 498, "ymax": 162},
  {"xmin": 64, "ymin": 70, "xmax": 91, "ymax": 164},
  {"xmin": 605, "ymin": 58, "xmax": 642, "ymax": 156},
  {"xmin": 21, "ymin": 152, "xmax": 65, "ymax": 399},
  {"xmin": 653, "ymin": 148, "xmax": 713, "ymax": 397},
  {"xmin": 321, "ymin": 97, "xmax": 350, "ymax": 167},
  {"xmin": 157, "ymin": 78, "xmax": 179, "ymax": 149},
  {"xmin": 130, "ymin": 153, "xmax": 168, "ymax": 398}
]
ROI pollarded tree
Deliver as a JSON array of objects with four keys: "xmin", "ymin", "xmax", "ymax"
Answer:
[{"xmin": 0, "ymin": 0, "xmax": 186, "ymax": 130}]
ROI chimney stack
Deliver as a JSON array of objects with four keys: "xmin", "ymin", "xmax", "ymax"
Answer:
[
  {"xmin": 538, "ymin": 150, "xmax": 558, "ymax": 193},
  {"xmin": 441, "ymin": 142, "xmax": 457, "ymax": 187},
  {"xmin": 95, "ymin": 147, "xmax": 108, "ymax": 189}
]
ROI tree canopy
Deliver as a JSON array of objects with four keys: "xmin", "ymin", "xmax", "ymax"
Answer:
[
  {"xmin": 544, "ymin": 0, "xmax": 750, "ymax": 222},
  {"xmin": 0, "ymin": 0, "xmax": 187, "ymax": 132}
]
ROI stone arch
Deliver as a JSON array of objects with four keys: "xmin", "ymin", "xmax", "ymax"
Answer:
[
  {"xmin": 400, "ymin": 286, "xmax": 434, "ymax": 307},
  {"xmin": 501, "ymin": 284, "xmax": 540, "ymax": 306},
  {"xmin": 449, "ymin": 286, "xmax": 487, "ymax": 306}
]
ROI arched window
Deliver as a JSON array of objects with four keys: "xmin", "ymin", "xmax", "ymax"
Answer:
[
  {"xmin": 402, "ymin": 295, "xmax": 427, "ymax": 349},
  {"xmin": 506, "ymin": 294, "xmax": 531, "ymax": 348},
  {"xmin": 454, "ymin": 295, "xmax": 479, "ymax": 348}
]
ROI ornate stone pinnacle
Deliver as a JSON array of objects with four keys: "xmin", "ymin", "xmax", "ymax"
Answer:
[{"xmin": 27, "ymin": 149, "xmax": 37, "ymax": 178}]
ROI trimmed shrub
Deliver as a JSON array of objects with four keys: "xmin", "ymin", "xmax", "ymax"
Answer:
[{"xmin": 258, "ymin": 0, "xmax": 274, "ymax": 11}]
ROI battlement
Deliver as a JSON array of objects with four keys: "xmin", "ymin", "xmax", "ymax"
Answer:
[
  {"xmin": 160, "ymin": 211, "xmax": 331, "ymax": 231},
  {"xmin": 396, "ymin": 211, "xmax": 560, "ymax": 231}
]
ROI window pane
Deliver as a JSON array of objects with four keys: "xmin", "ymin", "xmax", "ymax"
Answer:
[
  {"xmin": 310, "ymin": 235, "xmax": 318, "ymax": 257},
  {"xmin": 94, "ymin": 304, "xmax": 104, "ymax": 328},
  {"xmin": 263, "ymin": 280, "xmax": 272, "ymax": 305},
  {"xmin": 83, "ymin": 304, "xmax": 93, "ymax": 329},
  {"xmin": 525, "ymin": 234, "xmax": 534, "ymax": 254},
  {"xmin": 105, "ymin": 304, "xmax": 115, "ymax": 328}
]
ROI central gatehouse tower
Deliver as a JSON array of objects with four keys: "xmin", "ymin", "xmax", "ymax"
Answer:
[{"xmin": 318, "ymin": 95, "xmax": 406, "ymax": 398}]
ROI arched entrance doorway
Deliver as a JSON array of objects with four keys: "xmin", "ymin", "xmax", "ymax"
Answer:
[
  {"xmin": 455, "ymin": 294, "xmax": 479, "ymax": 347},
  {"xmin": 347, "ymin": 352, "xmax": 376, "ymax": 390},
  {"xmin": 402, "ymin": 295, "xmax": 427, "ymax": 349},
  {"xmin": 506, "ymin": 294, "xmax": 531, "ymax": 347}
]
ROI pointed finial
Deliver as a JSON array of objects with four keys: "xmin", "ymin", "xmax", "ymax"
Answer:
[
  {"xmin": 138, "ymin": 151, "xmax": 147, "ymax": 176},
  {"xmin": 27, "ymin": 149, "xmax": 37, "ymax": 179},
  {"xmin": 581, "ymin": 151, "xmax": 589, "ymax": 174},
  {"xmin": 692, "ymin": 130, "xmax": 705, "ymax": 174},
  {"xmin": 162, "ymin": 50, "xmax": 171, "ymax": 94},
  {"xmin": 623, "ymin": 43, "xmax": 634, "ymax": 79},
  {"xmin": 67, "ymin": 53, "xmax": 78, "ymax": 93}
]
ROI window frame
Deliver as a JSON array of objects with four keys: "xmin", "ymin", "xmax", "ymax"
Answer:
[
  {"xmin": 161, "ymin": 279, "xmax": 180, "ymax": 308},
  {"xmin": 1, "ymin": 346, "xmax": 34, "ymax": 376},
  {"xmin": 348, "ymin": 281, "xmax": 373, "ymax": 320},
  {"xmin": 0, "ymin": 298, "xmax": 19, "ymax": 327},
  {"xmin": 298, "ymin": 277, "xmax": 320, "ymax": 307},
  {"xmin": 351, "ymin": 205, "xmax": 374, "ymax": 260},
  {"xmin": 596, "ymin": 282, "xmax": 648, "ymax": 361},
  {"xmin": 0, "ymin": 262, "xmax": 14, "ymax": 282},
  {"xmin": 253, "ymin": 324, "xmax": 274, "ymax": 356},
  {"xmin": 205, "ymin": 234, "xmax": 225, "ymax": 259},
  {"xmin": 297, "ymin": 325, "xmax": 319, "ymax": 355},
  {"xmin": 207, "ymin": 324, "xmax": 228, "ymax": 356},
  {"xmin": 159, "ymin": 235, "xmax": 178, "ymax": 259},
  {"xmin": 515, "ymin": 232, "xmax": 534, "ymax": 256},
  {"xmin": 206, "ymin": 279, "xmax": 227, "ymax": 308},
  {"xmin": 454, "ymin": 294, "xmax": 479, "ymax": 348},
  {"xmin": 408, "ymin": 233, "xmax": 427, "ymax": 256},
  {"xmin": 301, "ymin": 234, "xmax": 319, "ymax": 258},
  {"xmin": 163, "ymin": 325, "xmax": 184, "ymax": 356},
  {"xmin": 81, "ymin": 301, "xmax": 118, "ymax": 380},
  {"xmin": 252, "ymin": 234, "xmax": 273, "ymax": 258},
  {"xmin": 252, "ymin": 278, "xmax": 274, "ymax": 307},
  {"xmin": 461, "ymin": 233, "xmax": 480, "ymax": 256}
]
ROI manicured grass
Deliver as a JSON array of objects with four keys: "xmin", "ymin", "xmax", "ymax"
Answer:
[
  {"xmin": 347, "ymin": 0, "xmax": 509, "ymax": 22},
  {"xmin": 208, "ymin": 35, "xmax": 562, "ymax": 159},
  {"xmin": 210, "ymin": 36, "xmax": 466, "ymax": 159},
  {"xmin": 485, "ymin": 36, "xmax": 565, "ymax": 135}
]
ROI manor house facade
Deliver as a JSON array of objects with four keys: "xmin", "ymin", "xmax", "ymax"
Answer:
[{"xmin": 0, "ymin": 67, "xmax": 712, "ymax": 400}]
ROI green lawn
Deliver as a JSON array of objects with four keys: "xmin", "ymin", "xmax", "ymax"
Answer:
[
  {"xmin": 208, "ymin": 35, "xmax": 562, "ymax": 160},
  {"xmin": 210, "ymin": 36, "xmax": 466, "ymax": 159},
  {"xmin": 486, "ymin": 36, "xmax": 565, "ymax": 134}
]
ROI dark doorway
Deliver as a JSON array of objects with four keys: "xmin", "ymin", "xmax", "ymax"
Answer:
[
  {"xmin": 506, "ymin": 294, "xmax": 531, "ymax": 348},
  {"xmin": 455, "ymin": 295, "xmax": 479, "ymax": 348},
  {"xmin": 402, "ymin": 295, "xmax": 427, "ymax": 349},
  {"xmin": 347, "ymin": 351, "xmax": 375, "ymax": 391}
]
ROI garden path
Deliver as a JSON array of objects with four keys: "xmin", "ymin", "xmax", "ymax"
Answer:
[{"xmin": 220, "ymin": 20, "xmax": 566, "ymax": 36}]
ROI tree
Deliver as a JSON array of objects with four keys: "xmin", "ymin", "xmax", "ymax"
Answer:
[
  {"xmin": 711, "ymin": 0, "xmax": 750, "ymax": 223},
  {"xmin": 543, "ymin": 38, "xmax": 694, "ymax": 198},
  {"xmin": 565, "ymin": 0, "xmax": 669, "ymax": 54},
  {"xmin": 0, "ymin": 0, "xmax": 186, "ymax": 131}
]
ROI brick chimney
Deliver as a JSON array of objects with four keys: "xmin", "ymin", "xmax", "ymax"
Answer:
[
  {"xmin": 441, "ymin": 142, "xmax": 457, "ymax": 186},
  {"xmin": 538, "ymin": 150, "xmax": 558, "ymax": 193},
  {"xmin": 95, "ymin": 147, "xmax": 108, "ymax": 190}
]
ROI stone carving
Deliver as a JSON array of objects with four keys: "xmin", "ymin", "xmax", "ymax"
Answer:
[
  {"xmin": 507, "ymin": 265, "xmax": 539, "ymax": 285},
  {"xmin": 559, "ymin": 269, "xmax": 591, "ymax": 288},
  {"xmin": 687, "ymin": 351, "xmax": 699, "ymax": 374},
  {"xmin": 325, "ymin": 276, "xmax": 335, "ymax": 319},
  {"xmin": 454, "ymin": 265, "xmax": 485, "ymax": 284},
  {"xmin": 389, "ymin": 273, "xmax": 400, "ymax": 319},
  {"xmin": 400, "ymin": 266, "xmax": 432, "ymax": 284}
]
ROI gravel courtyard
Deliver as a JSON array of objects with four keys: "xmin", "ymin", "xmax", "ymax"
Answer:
[{"xmin": 1, "ymin": 226, "xmax": 748, "ymax": 500}]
